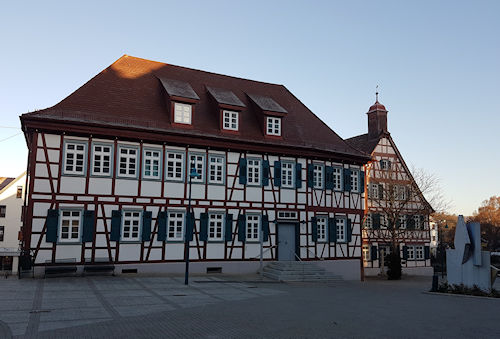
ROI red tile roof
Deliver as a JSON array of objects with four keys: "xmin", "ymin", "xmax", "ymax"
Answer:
[{"xmin": 21, "ymin": 55, "xmax": 368, "ymax": 161}]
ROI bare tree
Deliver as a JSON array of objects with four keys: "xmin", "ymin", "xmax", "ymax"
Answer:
[{"xmin": 365, "ymin": 164, "xmax": 445, "ymax": 278}]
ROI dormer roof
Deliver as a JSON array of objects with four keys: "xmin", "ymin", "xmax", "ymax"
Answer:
[
  {"xmin": 206, "ymin": 86, "xmax": 245, "ymax": 108},
  {"xmin": 159, "ymin": 77, "xmax": 200, "ymax": 101},
  {"xmin": 247, "ymin": 93, "xmax": 288, "ymax": 114}
]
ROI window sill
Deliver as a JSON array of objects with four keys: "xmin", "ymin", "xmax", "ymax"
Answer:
[
  {"xmin": 116, "ymin": 176, "xmax": 139, "ymax": 180},
  {"xmin": 57, "ymin": 242, "xmax": 82, "ymax": 245}
]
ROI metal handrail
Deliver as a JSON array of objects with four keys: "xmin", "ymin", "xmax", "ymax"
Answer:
[{"xmin": 251, "ymin": 245, "xmax": 278, "ymax": 259}]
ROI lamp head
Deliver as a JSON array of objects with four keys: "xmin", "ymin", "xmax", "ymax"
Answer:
[{"xmin": 189, "ymin": 167, "xmax": 200, "ymax": 178}]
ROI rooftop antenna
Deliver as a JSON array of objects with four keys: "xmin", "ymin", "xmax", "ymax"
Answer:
[{"xmin": 375, "ymin": 85, "xmax": 379, "ymax": 102}]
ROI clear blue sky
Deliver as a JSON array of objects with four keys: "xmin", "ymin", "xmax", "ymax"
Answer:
[{"xmin": 0, "ymin": 1, "xmax": 498, "ymax": 215}]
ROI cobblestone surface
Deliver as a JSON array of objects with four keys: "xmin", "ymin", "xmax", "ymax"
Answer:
[{"xmin": 0, "ymin": 275, "xmax": 499, "ymax": 338}]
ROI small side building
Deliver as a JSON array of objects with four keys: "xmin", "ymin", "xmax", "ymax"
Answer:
[
  {"xmin": 346, "ymin": 97, "xmax": 434, "ymax": 276},
  {"xmin": 0, "ymin": 173, "xmax": 26, "ymax": 276}
]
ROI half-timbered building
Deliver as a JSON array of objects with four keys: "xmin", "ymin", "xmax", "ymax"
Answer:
[
  {"xmin": 346, "ymin": 97, "xmax": 434, "ymax": 276},
  {"xmin": 20, "ymin": 55, "xmax": 370, "ymax": 279}
]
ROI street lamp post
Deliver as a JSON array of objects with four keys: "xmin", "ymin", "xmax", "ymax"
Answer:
[{"xmin": 184, "ymin": 166, "xmax": 200, "ymax": 285}]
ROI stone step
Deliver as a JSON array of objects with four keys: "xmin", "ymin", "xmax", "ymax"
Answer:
[{"xmin": 262, "ymin": 261, "xmax": 343, "ymax": 282}]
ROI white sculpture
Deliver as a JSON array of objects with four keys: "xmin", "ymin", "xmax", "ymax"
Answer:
[{"xmin": 446, "ymin": 215, "xmax": 497, "ymax": 292}]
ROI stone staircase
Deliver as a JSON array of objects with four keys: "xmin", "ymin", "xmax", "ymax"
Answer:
[{"xmin": 262, "ymin": 261, "xmax": 343, "ymax": 282}]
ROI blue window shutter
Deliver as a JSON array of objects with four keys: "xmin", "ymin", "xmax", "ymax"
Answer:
[
  {"xmin": 372, "ymin": 213, "xmax": 381, "ymax": 229},
  {"xmin": 186, "ymin": 212, "xmax": 194, "ymax": 241},
  {"xmin": 371, "ymin": 246, "xmax": 378, "ymax": 260},
  {"xmin": 360, "ymin": 171, "xmax": 365, "ymax": 193},
  {"xmin": 343, "ymin": 169, "xmax": 351, "ymax": 192},
  {"xmin": 328, "ymin": 218, "xmax": 337, "ymax": 243},
  {"xmin": 141, "ymin": 211, "xmax": 152, "ymax": 242},
  {"xmin": 82, "ymin": 210, "xmax": 95, "ymax": 243},
  {"xmin": 239, "ymin": 158, "xmax": 247, "ymax": 185},
  {"xmin": 157, "ymin": 211, "xmax": 167, "ymax": 241},
  {"xmin": 262, "ymin": 160, "xmax": 270, "ymax": 186},
  {"xmin": 346, "ymin": 218, "xmax": 352, "ymax": 243},
  {"xmin": 307, "ymin": 164, "xmax": 314, "ymax": 188},
  {"xmin": 274, "ymin": 161, "xmax": 281, "ymax": 187},
  {"xmin": 224, "ymin": 214, "xmax": 233, "ymax": 242},
  {"xmin": 311, "ymin": 217, "xmax": 318, "ymax": 242},
  {"xmin": 407, "ymin": 215, "xmax": 415, "ymax": 230},
  {"xmin": 200, "ymin": 213, "xmax": 208, "ymax": 241},
  {"xmin": 237, "ymin": 214, "xmax": 246, "ymax": 242},
  {"xmin": 402, "ymin": 246, "xmax": 408, "ymax": 260},
  {"xmin": 295, "ymin": 163, "xmax": 302, "ymax": 188},
  {"xmin": 262, "ymin": 215, "xmax": 270, "ymax": 242},
  {"xmin": 424, "ymin": 246, "xmax": 430, "ymax": 260},
  {"xmin": 110, "ymin": 210, "xmax": 122, "ymax": 242},
  {"xmin": 387, "ymin": 160, "xmax": 392, "ymax": 170},
  {"xmin": 325, "ymin": 166, "xmax": 333, "ymax": 189},
  {"xmin": 46, "ymin": 209, "xmax": 59, "ymax": 243}
]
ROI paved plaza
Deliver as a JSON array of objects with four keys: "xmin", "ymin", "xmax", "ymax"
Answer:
[{"xmin": 0, "ymin": 274, "xmax": 499, "ymax": 338}]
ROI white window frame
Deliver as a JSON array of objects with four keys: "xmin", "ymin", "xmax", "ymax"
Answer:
[
  {"xmin": 406, "ymin": 246, "xmax": 415, "ymax": 260},
  {"xmin": 313, "ymin": 164, "xmax": 324, "ymax": 189},
  {"xmin": 63, "ymin": 141, "xmax": 86, "ymax": 175},
  {"xmin": 369, "ymin": 183, "xmax": 379, "ymax": 199},
  {"xmin": 167, "ymin": 211, "xmax": 185, "ymax": 241},
  {"xmin": 416, "ymin": 246, "xmax": 424, "ymax": 260},
  {"xmin": 121, "ymin": 210, "xmax": 142, "ymax": 242},
  {"xmin": 414, "ymin": 215, "xmax": 421, "ymax": 229},
  {"xmin": 223, "ymin": 110, "xmax": 238, "ymax": 131},
  {"xmin": 266, "ymin": 116, "xmax": 281, "ymax": 136},
  {"xmin": 247, "ymin": 159, "xmax": 261, "ymax": 186},
  {"xmin": 174, "ymin": 102, "xmax": 192, "ymax": 125},
  {"xmin": 165, "ymin": 150, "xmax": 184, "ymax": 182},
  {"xmin": 117, "ymin": 146, "xmax": 138, "ymax": 178},
  {"xmin": 208, "ymin": 155, "xmax": 224, "ymax": 184},
  {"xmin": 362, "ymin": 245, "xmax": 370, "ymax": 261},
  {"xmin": 333, "ymin": 167, "xmax": 342, "ymax": 191},
  {"xmin": 91, "ymin": 143, "xmax": 113, "ymax": 176},
  {"xmin": 365, "ymin": 214, "xmax": 372, "ymax": 229},
  {"xmin": 246, "ymin": 214, "xmax": 260, "ymax": 241},
  {"xmin": 380, "ymin": 159, "xmax": 390, "ymax": 170},
  {"xmin": 350, "ymin": 169, "xmax": 359, "ymax": 192},
  {"xmin": 380, "ymin": 214, "xmax": 387, "ymax": 229},
  {"xmin": 281, "ymin": 162, "xmax": 295, "ymax": 188},
  {"xmin": 59, "ymin": 209, "xmax": 82, "ymax": 243},
  {"xmin": 316, "ymin": 216, "xmax": 328, "ymax": 242},
  {"xmin": 188, "ymin": 153, "xmax": 205, "ymax": 183},
  {"xmin": 399, "ymin": 215, "xmax": 407, "ymax": 229},
  {"xmin": 208, "ymin": 212, "xmax": 225, "ymax": 241},
  {"xmin": 336, "ymin": 218, "xmax": 346, "ymax": 242},
  {"xmin": 143, "ymin": 148, "xmax": 162, "ymax": 180}
]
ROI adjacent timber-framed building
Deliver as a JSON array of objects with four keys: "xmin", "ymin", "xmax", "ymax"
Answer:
[
  {"xmin": 20, "ymin": 55, "xmax": 370, "ymax": 278},
  {"xmin": 346, "ymin": 97, "xmax": 434, "ymax": 276}
]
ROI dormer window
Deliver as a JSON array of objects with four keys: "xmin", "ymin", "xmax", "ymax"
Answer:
[
  {"xmin": 174, "ymin": 102, "xmax": 192, "ymax": 125},
  {"xmin": 266, "ymin": 117, "xmax": 281, "ymax": 136},
  {"xmin": 223, "ymin": 110, "xmax": 238, "ymax": 131}
]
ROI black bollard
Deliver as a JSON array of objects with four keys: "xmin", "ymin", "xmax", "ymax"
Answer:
[{"xmin": 431, "ymin": 274, "xmax": 438, "ymax": 292}]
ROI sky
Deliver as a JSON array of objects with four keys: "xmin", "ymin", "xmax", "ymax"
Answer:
[{"xmin": 0, "ymin": 1, "xmax": 498, "ymax": 215}]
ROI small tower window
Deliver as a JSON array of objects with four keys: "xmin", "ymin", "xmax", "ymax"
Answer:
[
  {"xmin": 223, "ymin": 110, "xmax": 238, "ymax": 131},
  {"xmin": 174, "ymin": 102, "xmax": 192, "ymax": 124},
  {"xmin": 266, "ymin": 117, "xmax": 281, "ymax": 136}
]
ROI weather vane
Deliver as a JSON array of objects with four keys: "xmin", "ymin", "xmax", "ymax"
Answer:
[{"xmin": 376, "ymin": 85, "xmax": 379, "ymax": 102}]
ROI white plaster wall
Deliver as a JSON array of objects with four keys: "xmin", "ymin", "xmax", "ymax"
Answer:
[
  {"xmin": 0, "ymin": 174, "xmax": 25, "ymax": 251},
  {"xmin": 89, "ymin": 178, "xmax": 112, "ymax": 195},
  {"xmin": 141, "ymin": 181, "xmax": 161, "ymax": 197},
  {"xmin": 115, "ymin": 179, "xmax": 138, "ymax": 196},
  {"xmin": 60, "ymin": 177, "xmax": 85, "ymax": 194}
]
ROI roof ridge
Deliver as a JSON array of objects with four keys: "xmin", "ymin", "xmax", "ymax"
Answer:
[{"xmin": 123, "ymin": 54, "xmax": 286, "ymax": 88}]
